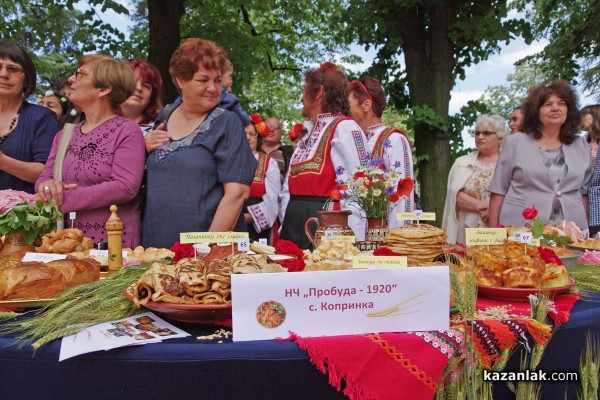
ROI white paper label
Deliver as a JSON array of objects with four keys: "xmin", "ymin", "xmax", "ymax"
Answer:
[
  {"xmin": 238, "ymin": 239, "xmax": 250, "ymax": 252},
  {"xmin": 324, "ymin": 230, "xmax": 334, "ymax": 239},
  {"xmin": 259, "ymin": 238, "xmax": 268, "ymax": 246},
  {"xmin": 22, "ymin": 252, "xmax": 67, "ymax": 262},
  {"xmin": 414, "ymin": 210, "xmax": 423, "ymax": 219},
  {"xmin": 69, "ymin": 212, "xmax": 76, "ymax": 220},
  {"xmin": 519, "ymin": 232, "xmax": 533, "ymax": 244}
]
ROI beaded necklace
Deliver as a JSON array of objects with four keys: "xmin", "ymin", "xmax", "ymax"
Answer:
[{"xmin": 0, "ymin": 102, "xmax": 23, "ymax": 145}]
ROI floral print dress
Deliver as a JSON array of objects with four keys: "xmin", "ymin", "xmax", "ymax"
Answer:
[{"xmin": 456, "ymin": 159, "xmax": 496, "ymax": 243}]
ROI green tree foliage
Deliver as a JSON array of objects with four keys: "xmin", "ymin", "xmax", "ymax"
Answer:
[
  {"xmin": 344, "ymin": 0, "xmax": 531, "ymax": 225},
  {"xmin": 0, "ymin": 0, "xmax": 134, "ymax": 91},
  {"xmin": 480, "ymin": 59, "xmax": 548, "ymax": 118},
  {"xmin": 516, "ymin": 0, "xmax": 600, "ymax": 100}
]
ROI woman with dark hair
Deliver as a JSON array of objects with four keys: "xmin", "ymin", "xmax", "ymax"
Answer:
[
  {"xmin": 120, "ymin": 59, "xmax": 163, "ymax": 135},
  {"xmin": 36, "ymin": 54, "xmax": 145, "ymax": 247},
  {"xmin": 0, "ymin": 40, "xmax": 58, "ymax": 193},
  {"xmin": 348, "ymin": 76, "xmax": 414, "ymax": 229},
  {"xmin": 488, "ymin": 79, "xmax": 593, "ymax": 229},
  {"xmin": 243, "ymin": 113, "xmax": 281, "ymax": 244},
  {"xmin": 580, "ymin": 104, "xmax": 600, "ymax": 160},
  {"xmin": 142, "ymin": 38, "xmax": 257, "ymax": 248},
  {"xmin": 279, "ymin": 62, "xmax": 369, "ymax": 249}
]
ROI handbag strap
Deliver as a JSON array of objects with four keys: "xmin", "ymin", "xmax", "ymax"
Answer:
[{"xmin": 53, "ymin": 123, "xmax": 76, "ymax": 181}]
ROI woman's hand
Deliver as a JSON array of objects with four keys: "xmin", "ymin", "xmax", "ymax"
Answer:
[
  {"xmin": 37, "ymin": 179, "xmax": 77, "ymax": 206},
  {"xmin": 145, "ymin": 123, "xmax": 171, "ymax": 153},
  {"xmin": 244, "ymin": 212, "xmax": 253, "ymax": 224}
]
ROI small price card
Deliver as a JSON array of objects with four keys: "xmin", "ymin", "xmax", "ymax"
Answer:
[
  {"xmin": 69, "ymin": 212, "xmax": 76, "ymax": 220},
  {"xmin": 396, "ymin": 211, "xmax": 436, "ymax": 221},
  {"xmin": 322, "ymin": 235, "xmax": 356, "ymax": 243},
  {"xmin": 89, "ymin": 249, "xmax": 128, "ymax": 257},
  {"xmin": 22, "ymin": 252, "xmax": 67, "ymax": 262},
  {"xmin": 465, "ymin": 228, "xmax": 507, "ymax": 246},
  {"xmin": 180, "ymin": 232, "xmax": 249, "ymax": 244},
  {"xmin": 238, "ymin": 239, "xmax": 250, "ymax": 252},
  {"xmin": 353, "ymin": 256, "xmax": 408, "ymax": 269},
  {"xmin": 519, "ymin": 232, "xmax": 534, "ymax": 244},
  {"xmin": 259, "ymin": 238, "xmax": 268, "ymax": 246}
]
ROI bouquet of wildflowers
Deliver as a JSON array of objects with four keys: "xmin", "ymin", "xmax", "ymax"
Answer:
[
  {"xmin": 331, "ymin": 155, "xmax": 413, "ymax": 219},
  {"xmin": 0, "ymin": 189, "xmax": 63, "ymax": 244}
]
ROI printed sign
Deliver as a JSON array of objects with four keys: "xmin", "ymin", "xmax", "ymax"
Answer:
[
  {"xmin": 232, "ymin": 267, "xmax": 449, "ymax": 341},
  {"xmin": 180, "ymin": 232, "xmax": 249, "ymax": 244},
  {"xmin": 22, "ymin": 252, "xmax": 67, "ymax": 262},
  {"xmin": 465, "ymin": 228, "xmax": 507, "ymax": 246},
  {"xmin": 396, "ymin": 212, "xmax": 436, "ymax": 221},
  {"xmin": 353, "ymin": 256, "xmax": 408, "ymax": 269},
  {"xmin": 322, "ymin": 235, "xmax": 356, "ymax": 243}
]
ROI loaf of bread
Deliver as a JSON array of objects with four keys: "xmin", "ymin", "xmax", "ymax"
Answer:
[{"xmin": 0, "ymin": 258, "xmax": 100, "ymax": 300}]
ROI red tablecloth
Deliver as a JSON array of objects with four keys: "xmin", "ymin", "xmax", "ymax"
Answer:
[{"xmin": 291, "ymin": 293, "xmax": 579, "ymax": 400}]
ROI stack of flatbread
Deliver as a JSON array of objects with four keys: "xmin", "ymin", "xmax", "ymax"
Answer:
[
  {"xmin": 385, "ymin": 224, "xmax": 447, "ymax": 265},
  {"xmin": 131, "ymin": 253, "xmax": 286, "ymax": 305}
]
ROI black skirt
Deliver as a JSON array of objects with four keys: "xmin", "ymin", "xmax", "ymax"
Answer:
[{"xmin": 280, "ymin": 195, "xmax": 329, "ymax": 250}]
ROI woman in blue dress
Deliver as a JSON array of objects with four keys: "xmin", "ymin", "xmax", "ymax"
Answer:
[
  {"xmin": 142, "ymin": 38, "xmax": 257, "ymax": 248},
  {"xmin": 0, "ymin": 40, "xmax": 58, "ymax": 193}
]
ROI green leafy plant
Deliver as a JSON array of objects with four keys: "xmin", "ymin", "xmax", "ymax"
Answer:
[{"xmin": 0, "ymin": 190, "xmax": 63, "ymax": 244}]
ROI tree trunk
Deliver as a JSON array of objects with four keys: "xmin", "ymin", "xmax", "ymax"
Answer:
[
  {"xmin": 147, "ymin": 0, "xmax": 184, "ymax": 105},
  {"xmin": 395, "ymin": 1, "xmax": 459, "ymax": 226}
]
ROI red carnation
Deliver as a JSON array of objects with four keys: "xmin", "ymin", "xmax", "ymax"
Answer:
[
  {"xmin": 275, "ymin": 239, "xmax": 304, "ymax": 258},
  {"xmin": 537, "ymin": 246, "xmax": 563, "ymax": 265},
  {"xmin": 170, "ymin": 241, "xmax": 195, "ymax": 263},
  {"xmin": 373, "ymin": 247, "xmax": 403, "ymax": 256},
  {"xmin": 282, "ymin": 259, "xmax": 306, "ymax": 272},
  {"xmin": 389, "ymin": 191, "xmax": 400, "ymax": 203},
  {"xmin": 522, "ymin": 206, "xmax": 538, "ymax": 220},
  {"xmin": 397, "ymin": 177, "xmax": 414, "ymax": 197},
  {"xmin": 330, "ymin": 189, "xmax": 343, "ymax": 201}
]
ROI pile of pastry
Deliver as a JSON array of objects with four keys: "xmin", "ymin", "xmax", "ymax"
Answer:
[
  {"xmin": 35, "ymin": 228, "xmax": 94, "ymax": 253},
  {"xmin": 304, "ymin": 240, "xmax": 359, "ymax": 271},
  {"xmin": 385, "ymin": 224, "xmax": 447, "ymax": 265},
  {"xmin": 0, "ymin": 257, "xmax": 100, "ymax": 300},
  {"xmin": 474, "ymin": 241, "xmax": 569, "ymax": 289},
  {"xmin": 69, "ymin": 246, "xmax": 175, "ymax": 266},
  {"xmin": 131, "ymin": 253, "xmax": 285, "ymax": 305}
]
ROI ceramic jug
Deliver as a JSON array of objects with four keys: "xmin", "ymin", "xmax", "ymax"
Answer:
[{"xmin": 304, "ymin": 210, "xmax": 354, "ymax": 248}]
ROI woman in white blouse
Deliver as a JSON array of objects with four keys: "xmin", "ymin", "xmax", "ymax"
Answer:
[{"xmin": 244, "ymin": 116, "xmax": 281, "ymax": 244}]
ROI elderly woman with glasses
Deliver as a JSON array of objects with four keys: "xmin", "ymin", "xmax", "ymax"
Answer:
[
  {"xmin": 36, "ymin": 54, "xmax": 145, "ymax": 247},
  {"xmin": 489, "ymin": 80, "xmax": 593, "ymax": 230},
  {"xmin": 442, "ymin": 114, "xmax": 509, "ymax": 243},
  {"xmin": 0, "ymin": 40, "xmax": 58, "ymax": 193}
]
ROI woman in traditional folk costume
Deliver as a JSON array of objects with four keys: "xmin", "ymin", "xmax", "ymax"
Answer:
[
  {"xmin": 243, "ymin": 113, "xmax": 281, "ymax": 244},
  {"xmin": 348, "ymin": 76, "xmax": 414, "ymax": 229},
  {"xmin": 279, "ymin": 62, "xmax": 370, "ymax": 249}
]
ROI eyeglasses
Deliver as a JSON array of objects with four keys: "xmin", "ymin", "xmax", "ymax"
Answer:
[
  {"xmin": 267, "ymin": 125, "xmax": 280, "ymax": 131},
  {"xmin": 0, "ymin": 63, "xmax": 24, "ymax": 76},
  {"xmin": 246, "ymin": 131, "xmax": 258, "ymax": 138},
  {"xmin": 473, "ymin": 131, "xmax": 496, "ymax": 137},
  {"xmin": 74, "ymin": 68, "xmax": 91, "ymax": 80}
]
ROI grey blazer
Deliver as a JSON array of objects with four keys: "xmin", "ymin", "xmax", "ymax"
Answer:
[{"xmin": 489, "ymin": 132, "xmax": 593, "ymax": 229}]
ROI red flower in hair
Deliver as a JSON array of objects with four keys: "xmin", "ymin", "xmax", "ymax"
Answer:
[
  {"xmin": 397, "ymin": 177, "xmax": 414, "ymax": 197},
  {"xmin": 289, "ymin": 123, "xmax": 305, "ymax": 142},
  {"xmin": 249, "ymin": 113, "xmax": 270, "ymax": 138}
]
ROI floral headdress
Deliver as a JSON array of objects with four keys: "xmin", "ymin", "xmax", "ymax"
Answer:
[
  {"xmin": 38, "ymin": 89, "xmax": 68, "ymax": 104},
  {"xmin": 249, "ymin": 113, "xmax": 270, "ymax": 138},
  {"xmin": 289, "ymin": 123, "xmax": 305, "ymax": 142}
]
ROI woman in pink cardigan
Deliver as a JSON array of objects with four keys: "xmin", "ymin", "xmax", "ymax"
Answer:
[{"xmin": 36, "ymin": 55, "xmax": 145, "ymax": 247}]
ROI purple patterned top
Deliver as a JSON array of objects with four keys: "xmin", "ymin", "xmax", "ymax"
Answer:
[{"xmin": 36, "ymin": 117, "xmax": 145, "ymax": 247}]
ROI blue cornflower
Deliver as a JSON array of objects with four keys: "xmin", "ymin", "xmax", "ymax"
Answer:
[
  {"xmin": 384, "ymin": 186, "xmax": 395, "ymax": 195},
  {"xmin": 335, "ymin": 166, "xmax": 345, "ymax": 175},
  {"xmin": 369, "ymin": 156, "xmax": 385, "ymax": 166}
]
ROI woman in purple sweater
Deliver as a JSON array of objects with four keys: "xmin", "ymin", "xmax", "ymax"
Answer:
[{"xmin": 36, "ymin": 55, "xmax": 145, "ymax": 247}]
